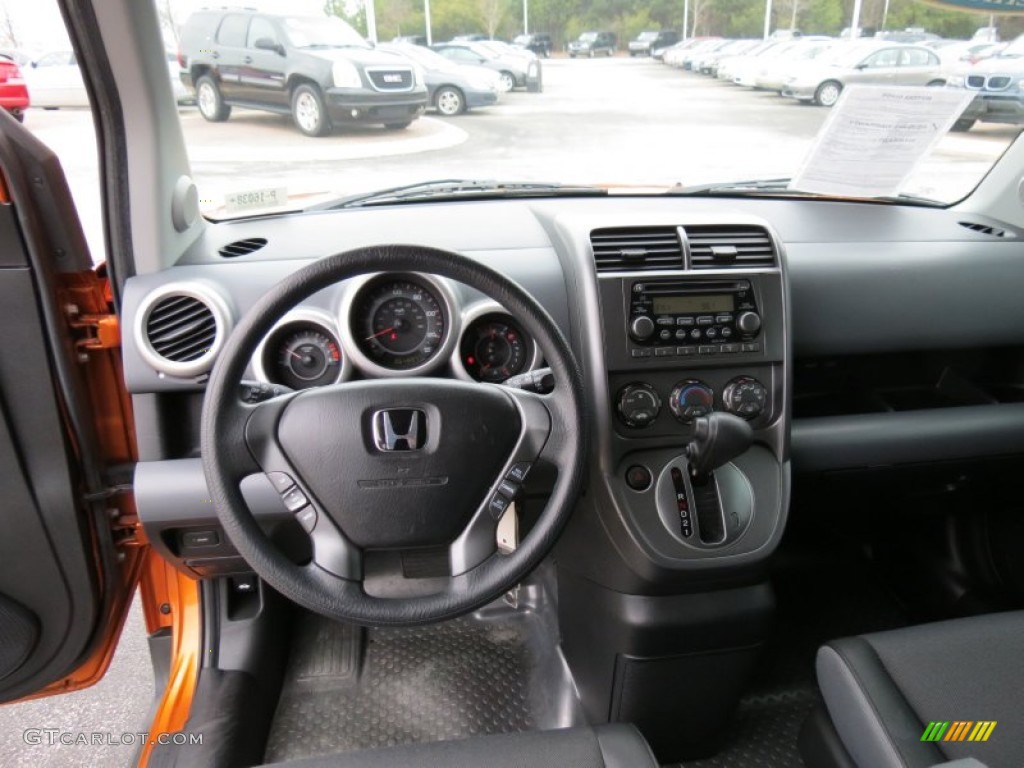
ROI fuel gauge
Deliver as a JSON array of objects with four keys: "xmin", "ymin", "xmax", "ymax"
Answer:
[{"xmin": 460, "ymin": 315, "xmax": 532, "ymax": 383}]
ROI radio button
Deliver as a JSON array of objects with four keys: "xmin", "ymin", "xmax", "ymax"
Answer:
[
  {"xmin": 676, "ymin": 346, "xmax": 696, "ymax": 356},
  {"xmin": 675, "ymin": 329, "xmax": 688, "ymax": 340},
  {"xmin": 705, "ymin": 328, "xmax": 718, "ymax": 339},
  {"xmin": 676, "ymin": 317, "xmax": 695, "ymax": 327},
  {"xmin": 697, "ymin": 316, "xmax": 714, "ymax": 326},
  {"xmin": 737, "ymin": 311, "xmax": 762, "ymax": 334},
  {"xmin": 630, "ymin": 315, "xmax": 656, "ymax": 342},
  {"xmin": 698, "ymin": 345, "xmax": 716, "ymax": 355},
  {"xmin": 689, "ymin": 328, "xmax": 702, "ymax": 340},
  {"xmin": 631, "ymin": 348, "xmax": 653, "ymax": 358},
  {"xmin": 721, "ymin": 327, "xmax": 733, "ymax": 338},
  {"xmin": 656, "ymin": 316, "xmax": 675, "ymax": 326},
  {"xmin": 721, "ymin": 344, "xmax": 739, "ymax": 353},
  {"xmin": 659, "ymin": 329, "xmax": 672, "ymax": 341},
  {"xmin": 716, "ymin": 314, "xmax": 733, "ymax": 323},
  {"xmin": 741, "ymin": 342, "xmax": 761, "ymax": 353},
  {"xmin": 655, "ymin": 347, "xmax": 674, "ymax": 357}
]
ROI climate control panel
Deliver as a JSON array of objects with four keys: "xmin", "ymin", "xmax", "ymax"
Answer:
[{"xmin": 615, "ymin": 375, "xmax": 769, "ymax": 429}]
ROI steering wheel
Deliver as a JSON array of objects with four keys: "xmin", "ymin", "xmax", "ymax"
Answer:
[{"xmin": 200, "ymin": 245, "xmax": 587, "ymax": 626}]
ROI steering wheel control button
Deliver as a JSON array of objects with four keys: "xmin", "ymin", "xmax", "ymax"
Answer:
[
  {"xmin": 670, "ymin": 380, "xmax": 714, "ymax": 424},
  {"xmin": 671, "ymin": 467, "xmax": 693, "ymax": 538},
  {"xmin": 281, "ymin": 486, "xmax": 309, "ymax": 513},
  {"xmin": 506, "ymin": 463, "xmax": 531, "ymax": 484},
  {"xmin": 267, "ymin": 471, "xmax": 296, "ymax": 493},
  {"xmin": 488, "ymin": 493, "xmax": 512, "ymax": 519},
  {"xmin": 295, "ymin": 506, "xmax": 318, "ymax": 533},
  {"xmin": 617, "ymin": 383, "xmax": 662, "ymax": 428},
  {"xmin": 625, "ymin": 465, "xmax": 652, "ymax": 491}
]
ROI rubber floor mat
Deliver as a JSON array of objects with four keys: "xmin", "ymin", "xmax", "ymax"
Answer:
[
  {"xmin": 263, "ymin": 605, "xmax": 583, "ymax": 762},
  {"xmin": 676, "ymin": 687, "xmax": 819, "ymax": 768}
]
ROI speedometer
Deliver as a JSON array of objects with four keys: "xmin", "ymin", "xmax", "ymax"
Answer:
[{"xmin": 352, "ymin": 277, "xmax": 447, "ymax": 370}]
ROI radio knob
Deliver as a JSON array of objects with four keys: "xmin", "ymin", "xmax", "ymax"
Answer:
[
  {"xmin": 629, "ymin": 315, "xmax": 655, "ymax": 342},
  {"xmin": 724, "ymin": 376, "xmax": 768, "ymax": 420},
  {"xmin": 737, "ymin": 311, "xmax": 762, "ymax": 334},
  {"xmin": 617, "ymin": 383, "xmax": 662, "ymax": 428}
]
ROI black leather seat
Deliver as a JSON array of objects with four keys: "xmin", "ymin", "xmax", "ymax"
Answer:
[
  {"xmin": 802, "ymin": 611, "xmax": 1024, "ymax": 768},
  {"xmin": 260, "ymin": 725, "xmax": 659, "ymax": 768}
]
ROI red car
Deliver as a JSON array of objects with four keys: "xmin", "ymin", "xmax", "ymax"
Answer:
[{"xmin": 0, "ymin": 53, "xmax": 29, "ymax": 122}]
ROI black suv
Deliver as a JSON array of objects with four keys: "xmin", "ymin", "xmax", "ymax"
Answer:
[
  {"xmin": 513, "ymin": 33, "xmax": 553, "ymax": 57},
  {"xmin": 179, "ymin": 11, "xmax": 428, "ymax": 136},
  {"xmin": 568, "ymin": 31, "xmax": 617, "ymax": 58},
  {"xmin": 628, "ymin": 30, "xmax": 680, "ymax": 56}
]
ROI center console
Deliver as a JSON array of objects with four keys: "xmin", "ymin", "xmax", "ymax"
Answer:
[{"xmin": 550, "ymin": 215, "xmax": 791, "ymax": 762}]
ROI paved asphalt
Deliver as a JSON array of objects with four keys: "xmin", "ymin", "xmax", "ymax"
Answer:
[
  {"xmin": 1, "ymin": 53, "xmax": 1019, "ymax": 768},
  {"xmin": 0, "ymin": 597, "xmax": 153, "ymax": 767}
]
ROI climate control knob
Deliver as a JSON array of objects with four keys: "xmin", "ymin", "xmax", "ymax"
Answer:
[
  {"xmin": 669, "ymin": 380, "xmax": 714, "ymax": 423},
  {"xmin": 617, "ymin": 383, "xmax": 662, "ymax": 428},
  {"xmin": 629, "ymin": 315, "xmax": 655, "ymax": 342},
  {"xmin": 723, "ymin": 376, "xmax": 768, "ymax": 420},
  {"xmin": 736, "ymin": 311, "xmax": 762, "ymax": 335}
]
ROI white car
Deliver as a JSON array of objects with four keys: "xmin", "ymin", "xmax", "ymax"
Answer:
[{"xmin": 24, "ymin": 50, "xmax": 192, "ymax": 108}]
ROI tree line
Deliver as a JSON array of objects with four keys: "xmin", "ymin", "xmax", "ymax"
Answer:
[{"xmin": 327, "ymin": 0, "xmax": 1024, "ymax": 49}]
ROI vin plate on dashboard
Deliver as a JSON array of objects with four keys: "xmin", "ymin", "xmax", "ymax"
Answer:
[{"xmin": 224, "ymin": 186, "xmax": 288, "ymax": 213}]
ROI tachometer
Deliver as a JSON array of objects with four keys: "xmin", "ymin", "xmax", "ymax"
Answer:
[
  {"xmin": 353, "ymin": 278, "xmax": 447, "ymax": 370},
  {"xmin": 263, "ymin": 324, "xmax": 344, "ymax": 389},
  {"xmin": 460, "ymin": 314, "xmax": 532, "ymax": 383}
]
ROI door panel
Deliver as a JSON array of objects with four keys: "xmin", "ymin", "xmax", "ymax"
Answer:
[{"xmin": 0, "ymin": 112, "xmax": 138, "ymax": 702}]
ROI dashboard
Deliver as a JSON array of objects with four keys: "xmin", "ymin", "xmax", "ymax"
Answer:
[{"xmin": 125, "ymin": 195, "xmax": 1024, "ymax": 586}]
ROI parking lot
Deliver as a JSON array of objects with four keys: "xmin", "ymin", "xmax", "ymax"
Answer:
[
  {"xmin": 1, "ymin": 51, "xmax": 1020, "ymax": 768},
  {"xmin": 25, "ymin": 54, "xmax": 1019, "ymax": 255}
]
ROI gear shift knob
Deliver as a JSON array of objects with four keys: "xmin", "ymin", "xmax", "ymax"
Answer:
[{"xmin": 687, "ymin": 412, "xmax": 754, "ymax": 476}]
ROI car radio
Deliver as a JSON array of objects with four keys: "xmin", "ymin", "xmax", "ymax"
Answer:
[{"xmin": 627, "ymin": 279, "xmax": 761, "ymax": 357}]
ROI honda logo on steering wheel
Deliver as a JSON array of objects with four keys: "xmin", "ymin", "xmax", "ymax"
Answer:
[{"xmin": 372, "ymin": 409, "xmax": 426, "ymax": 451}]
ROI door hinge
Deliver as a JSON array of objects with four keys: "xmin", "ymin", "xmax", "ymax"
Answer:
[{"xmin": 65, "ymin": 303, "xmax": 121, "ymax": 355}]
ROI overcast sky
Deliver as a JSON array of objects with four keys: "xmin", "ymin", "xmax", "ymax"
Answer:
[{"xmin": 1, "ymin": 0, "xmax": 328, "ymax": 53}]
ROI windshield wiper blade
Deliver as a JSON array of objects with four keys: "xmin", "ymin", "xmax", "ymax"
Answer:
[
  {"xmin": 310, "ymin": 179, "xmax": 607, "ymax": 210},
  {"xmin": 668, "ymin": 178, "xmax": 943, "ymax": 206}
]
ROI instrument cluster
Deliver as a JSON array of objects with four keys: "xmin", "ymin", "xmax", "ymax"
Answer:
[{"xmin": 252, "ymin": 273, "xmax": 541, "ymax": 390}]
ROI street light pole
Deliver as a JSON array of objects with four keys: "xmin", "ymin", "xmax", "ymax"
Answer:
[
  {"xmin": 523, "ymin": 0, "xmax": 529, "ymax": 34},
  {"xmin": 683, "ymin": 0, "xmax": 689, "ymax": 40},
  {"xmin": 850, "ymin": 0, "xmax": 863, "ymax": 38},
  {"xmin": 365, "ymin": 0, "xmax": 378, "ymax": 43},
  {"xmin": 424, "ymin": 0, "xmax": 432, "ymax": 44},
  {"xmin": 763, "ymin": 0, "xmax": 773, "ymax": 39}
]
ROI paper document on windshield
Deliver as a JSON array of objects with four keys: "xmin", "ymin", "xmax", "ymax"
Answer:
[{"xmin": 789, "ymin": 86, "xmax": 975, "ymax": 199}]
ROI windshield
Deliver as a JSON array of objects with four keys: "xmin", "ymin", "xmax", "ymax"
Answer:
[
  {"xmin": 151, "ymin": 1, "xmax": 1022, "ymax": 218},
  {"xmin": 283, "ymin": 16, "xmax": 370, "ymax": 49}
]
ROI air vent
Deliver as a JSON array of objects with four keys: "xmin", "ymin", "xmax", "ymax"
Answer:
[
  {"xmin": 959, "ymin": 221, "xmax": 1007, "ymax": 238},
  {"xmin": 135, "ymin": 284, "xmax": 233, "ymax": 378},
  {"xmin": 590, "ymin": 227, "xmax": 683, "ymax": 272},
  {"xmin": 219, "ymin": 237, "xmax": 267, "ymax": 258},
  {"xmin": 686, "ymin": 225, "xmax": 775, "ymax": 268}
]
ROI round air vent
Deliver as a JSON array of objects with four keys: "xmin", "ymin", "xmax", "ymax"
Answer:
[{"xmin": 134, "ymin": 283, "xmax": 233, "ymax": 378}]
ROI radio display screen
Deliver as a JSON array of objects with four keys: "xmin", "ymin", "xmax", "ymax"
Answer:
[{"xmin": 653, "ymin": 294, "xmax": 734, "ymax": 315}]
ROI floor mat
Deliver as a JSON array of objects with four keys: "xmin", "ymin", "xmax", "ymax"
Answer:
[
  {"xmin": 678, "ymin": 687, "xmax": 819, "ymax": 768},
  {"xmin": 264, "ymin": 594, "xmax": 584, "ymax": 763}
]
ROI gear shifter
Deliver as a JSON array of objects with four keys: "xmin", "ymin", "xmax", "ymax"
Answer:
[{"xmin": 686, "ymin": 412, "xmax": 754, "ymax": 477}]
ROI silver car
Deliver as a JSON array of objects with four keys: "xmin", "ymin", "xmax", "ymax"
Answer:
[{"xmin": 781, "ymin": 42, "xmax": 945, "ymax": 106}]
